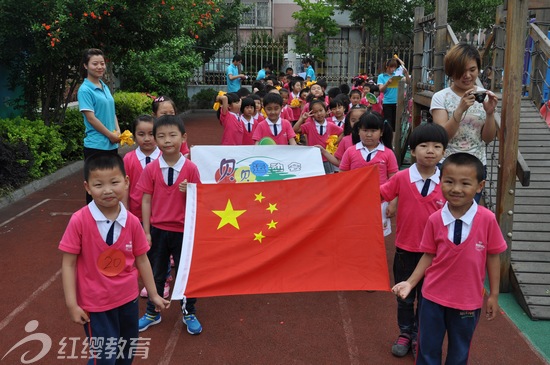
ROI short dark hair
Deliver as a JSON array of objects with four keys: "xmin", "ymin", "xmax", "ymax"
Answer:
[
  {"xmin": 240, "ymin": 97, "xmax": 256, "ymax": 113},
  {"xmin": 329, "ymin": 95, "xmax": 349, "ymax": 114},
  {"xmin": 133, "ymin": 115, "xmax": 155, "ymax": 133},
  {"xmin": 327, "ymin": 87, "xmax": 342, "ymax": 100},
  {"xmin": 263, "ymin": 92, "xmax": 284, "ymax": 107},
  {"xmin": 153, "ymin": 114, "xmax": 185, "ymax": 136},
  {"xmin": 80, "ymin": 48, "xmax": 104, "ymax": 78},
  {"xmin": 444, "ymin": 43, "xmax": 481, "ymax": 80},
  {"xmin": 237, "ymin": 87, "xmax": 251, "ymax": 98},
  {"xmin": 441, "ymin": 152, "xmax": 484, "ymax": 182},
  {"xmin": 84, "ymin": 152, "xmax": 125, "ymax": 182},
  {"xmin": 232, "ymin": 54, "xmax": 242, "ymax": 62},
  {"xmin": 408, "ymin": 122, "xmax": 449, "ymax": 150}
]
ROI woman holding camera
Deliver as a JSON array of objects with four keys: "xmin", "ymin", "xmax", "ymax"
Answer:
[{"xmin": 430, "ymin": 43, "xmax": 497, "ymax": 201}]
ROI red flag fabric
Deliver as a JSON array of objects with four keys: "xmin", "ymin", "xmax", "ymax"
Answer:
[{"xmin": 172, "ymin": 165, "xmax": 390, "ymax": 299}]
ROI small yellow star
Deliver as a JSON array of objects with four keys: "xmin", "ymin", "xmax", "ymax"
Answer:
[
  {"xmin": 254, "ymin": 231, "xmax": 265, "ymax": 243},
  {"xmin": 266, "ymin": 203, "xmax": 278, "ymax": 213},
  {"xmin": 266, "ymin": 220, "xmax": 278, "ymax": 229},
  {"xmin": 254, "ymin": 192, "xmax": 265, "ymax": 202},
  {"xmin": 212, "ymin": 200, "xmax": 246, "ymax": 229}
]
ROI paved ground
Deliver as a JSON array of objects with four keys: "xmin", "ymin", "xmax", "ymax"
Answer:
[{"xmin": 0, "ymin": 111, "xmax": 547, "ymax": 364}]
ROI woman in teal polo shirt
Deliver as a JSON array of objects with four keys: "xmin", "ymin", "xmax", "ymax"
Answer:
[{"xmin": 78, "ymin": 48, "xmax": 121, "ymax": 202}]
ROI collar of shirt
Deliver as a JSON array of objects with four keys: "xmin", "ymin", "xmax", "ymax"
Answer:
[
  {"xmin": 315, "ymin": 120, "xmax": 327, "ymax": 134},
  {"xmin": 229, "ymin": 111, "xmax": 240, "ymax": 119},
  {"xmin": 355, "ymin": 141, "xmax": 384, "ymax": 153},
  {"xmin": 136, "ymin": 147, "xmax": 161, "ymax": 164},
  {"xmin": 409, "ymin": 163, "xmax": 440, "ymax": 184},
  {"xmin": 267, "ymin": 118, "xmax": 282, "ymax": 127},
  {"xmin": 240, "ymin": 115, "xmax": 254, "ymax": 125},
  {"xmin": 89, "ymin": 200, "xmax": 128, "ymax": 226},
  {"xmin": 332, "ymin": 116, "xmax": 344, "ymax": 125},
  {"xmin": 441, "ymin": 201, "xmax": 478, "ymax": 227},
  {"xmin": 159, "ymin": 154, "xmax": 185, "ymax": 173}
]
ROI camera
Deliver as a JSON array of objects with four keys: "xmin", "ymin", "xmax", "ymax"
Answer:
[{"xmin": 472, "ymin": 91, "xmax": 486, "ymax": 103}]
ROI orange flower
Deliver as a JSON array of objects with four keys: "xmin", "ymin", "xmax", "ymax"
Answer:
[
  {"xmin": 83, "ymin": 12, "xmax": 88, "ymax": 17},
  {"xmin": 90, "ymin": 11, "xmax": 97, "ymax": 19}
]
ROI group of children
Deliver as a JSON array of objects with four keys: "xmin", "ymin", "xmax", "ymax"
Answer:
[{"xmin": 60, "ymin": 71, "xmax": 507, "ymax": 364}]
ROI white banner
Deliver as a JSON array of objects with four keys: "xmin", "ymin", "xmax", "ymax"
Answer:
[{"xmin": 190, "ymin": 145, "xmax": 325, "ymax": 183}]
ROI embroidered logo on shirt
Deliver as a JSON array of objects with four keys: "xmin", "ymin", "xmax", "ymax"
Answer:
[
  {"xmin": 126, "ymin": 241, "xmax": 133, "ymax": 252},
  {"xmin": 475, "ymin": 241, "xmax": 486, "ymax": 251},
  {"xmin": 436, "ymin": 199, "xmax": 445, "ymax": 207}
]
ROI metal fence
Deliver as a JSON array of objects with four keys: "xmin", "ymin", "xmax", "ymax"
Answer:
[{"xmin": 189, "ymin": 37, "xmax": 414, "ymax": 87}]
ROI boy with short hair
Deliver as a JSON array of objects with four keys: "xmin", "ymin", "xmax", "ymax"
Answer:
[
  {"xmin": 253, "ymin": 93, "xmax": 297, "ymax": 145},
  {"xmin": 137, "ymin": 115, "xmax": 203, "ymax": 335},
  {"xmin": 392, "ymin": 152, "xmax": 507, "ymax": 364},
  {"xmin": 60, "ymin": 153, "xmax": 169, "ymax": 364},
  {"xmin": 380, "ymin": 122, "xmax": 448, "ymax": 358}
]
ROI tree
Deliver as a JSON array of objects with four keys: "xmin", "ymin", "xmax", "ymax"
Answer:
[
  {"xmin": 291, "ymin": 0, "xmax": 340, "ymax": 62},
  {"xmin": 0, "ymin": 0, "xmax": 242, "ymax": 124}
]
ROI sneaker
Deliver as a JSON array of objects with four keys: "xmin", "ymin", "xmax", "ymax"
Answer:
[
  {"xmin": 138, "ymin": 313, "xmax": 161, "ymax": 332},
  {"xmin": 140, "ymin": 287, "xmax": 148, "ymax": 298},
  {"xmin": 163, "ymin": 282, "xmax": 170, "ymax": 299},
  {"xmin": 412, "ymin": 339, "xmax": 418, "ymax": 360},
  {"xmin": 183, "ymin": 314, "xmax": 203, "ymax": 335},
  {"xmin": 391, "ymin": 333, "xmax": 411, "ymax": 357}
]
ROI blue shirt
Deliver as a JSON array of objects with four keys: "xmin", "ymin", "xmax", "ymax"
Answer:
[
  {"xmin": 256, "ymin": 69, "xmax": 266, "ymax": 80},
  {"xmin": 377, "ymin": 72, "xmax": 398, "ymax": 105},
  {"xmin": 226, "ymin": 63, "xmax": 241, "ymax": 93},
  {"xmin": 306, "ymin": 65, "xmax": 316, "ymax": 81},
  {"xmin": 78, "ymin": 78, "xmax": 118, "ymax": 150}
]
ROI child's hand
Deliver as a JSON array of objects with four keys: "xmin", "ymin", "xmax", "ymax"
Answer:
[
  {"xmin": 386, "ymin": 200, "xmax": 397, "ymax": 218},
  {"xmin": 145, "ymin": 233, "xmax": 152, "ymax": 246},
  {"xmin": 391, "ymin": 281, "xmax": 412, "ymax": 299},
  {"xmin": 179, "ymin": 179, "xmax": 188, "ymax": 193},
  {"xmin": 486, "ymin": 295, "xmax": 499, "ymax": 321},
  {"xmin": 149, "ymin": 293, "xmax": 171, "ymax": 312},
  {"xmin": 68, "ymin": 305, "xmax": 89, "ymax": 325}
]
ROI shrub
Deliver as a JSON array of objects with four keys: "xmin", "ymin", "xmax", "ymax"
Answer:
[
  {"xmin": 0, "ymin": 136, "xmax": 34, "ymax": 189},
  {"xmin": 113, "ymin": 92, "xmax": 154, "ymax": 132},
  {"xmin": 0, "ymin": 118, "xmax": 66, "ymax": 179},
  {"xmin": 191, "ymin": 89, "xmax": 218, "ymax": 109},
  {"xmin": 57, "ymin": 107, "xmax": 85, "ymax": 162}
]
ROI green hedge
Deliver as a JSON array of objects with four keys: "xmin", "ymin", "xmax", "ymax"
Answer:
[
  {"xmin": 114, "ymin": 92, "xmax": 154, "ymax": 132},
  {"xmin": 0, "ymin": 117, "xmax": 66, "ymax": 180},
  {"xmin": 191, "ymin": 88, "xmax": 218, "ymax": 109},
  {"xmin": 58, "ymin": 107, "xmax": 85, "ymax": 162}
]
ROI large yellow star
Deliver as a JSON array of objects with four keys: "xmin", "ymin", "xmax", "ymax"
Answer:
[
  {"xmin": 266, "ymin": 203, "xmax": 278, "ymax": 213},
  {"xmin": 254, "ymin": 231, "xmax": 265, "ymax": 243},
  {"xmin": 254, "ymin": 192, "xmax": 265, "ymax": 202},
  {"xmin": 266, "ymin": 220, "xmax": 278, "ymax": 229},
  {"xmin": 212, "ymin": 200, "xmax": 246, "ymax": 229}
]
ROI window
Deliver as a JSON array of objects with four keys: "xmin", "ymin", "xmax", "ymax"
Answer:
[{"xmin": 241, "ymin": 1, "xmax": 271, "ymax": 28}]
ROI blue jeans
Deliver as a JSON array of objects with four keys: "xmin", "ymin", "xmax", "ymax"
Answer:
[
  {"xmin": 393, "ymin": 247, "xmax": 423, "ymax": 340},
  {"xmin": 84, "ymin": 297, "xmax": 138, "ymax": 365},
  {"xmin": 146, "ymin": 226, "xmax": 196, "ymax": 316},
  {"xmin": 417, "ymin": 298, "xmax": 481, "ymax": 365}
]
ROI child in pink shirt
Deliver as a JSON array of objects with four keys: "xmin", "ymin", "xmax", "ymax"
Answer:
[
  {"xmin": 392, "ymin": 153, "xmax": 507, "ymax": 364},
  {"xmin": 380, "ymin": 123, "xmax": 448, "ymax": 358},
  {"xmin": 136, "ymin": 115, "xmax": 203, "ymax": 335},
  {"xmin": 279, "ymin": 88, "xmax": 294, "ymax": 122},
  {"xmin": 339, "ymin": 111, "xmax": 398, "ymax": 235},
  {"xmin": 294, "ymin": 99, "xmax": 343, "ymax": 173},
  {"xmin": 60, "ymin": 153, "xmax": 169, "ymax": 363},
  {"xmin": 253, "ymin": 93, "xmax": 297, "ymax": 145},
  {"xmin": 216, "ymin": 92, "xmax": 244, "ymax": 145},
  {"xmin": 240, "ymin": 97, "xmax": 257, "ymax": 145}
]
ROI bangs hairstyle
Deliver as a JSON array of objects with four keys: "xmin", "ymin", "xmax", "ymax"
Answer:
[
  {"xmin": 408, "ymin": 122, "xmax": 449, "ymax": 150},
  {"xmin": 278, "ymin": 88, "xmax": 290, "ymax": 96},
  {"xmin": 133, "ymin": 114, "xmax": 154, "ymax": 133},
  {"xmin": 240, "ymin": 97, "xmax": 256, "ymax": 113},
  {"xmin": 343, "ymin": 104, "xmax": 367, "ymax": 136},
  {"xmin": 152, "ymin": 95, "xmax": 177, "ymax": 115},
  {"xmin": 226, "ymin": 92, "xmax": 241, "ymax": 105},
  {"xmin": 329, "ymin": 95, "xmax": 349, "ymax": 113},
  {"xmin": 444, "ymin": 43, "xmax": 481, "ymax": 80},
  {"xmin": 349, "ymin": 89, "xmax": 362, "ymax": 97},
  {"xmin": 441, "ymin": 152, "xmax": 484, "ymax": 182},
  {"xmin": 385, "ymin": 58, "xmax": 398, "ymax": 69},
  {"xmin": 153, "ymin": 114, "xmax": 185, "ymax": 136},
  {"xmin": 309, "ymin": 99, "xmax": 327, "ymax": 111},
  {"xmin": 289, "ymin": 78, "xmax": 302, "ymax": 90},
  {"xmin": 352, "ymin": 111, "xmax": 393, "ymax": 148},
  {"xmin": 263, "ymin": 92, "xmax": 284, "ymax": 107},
  {"xmin": 84, "ymin": 152, "xmax": 125, "ymax": 182}
]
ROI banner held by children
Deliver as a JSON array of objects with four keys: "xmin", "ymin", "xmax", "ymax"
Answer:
[
  {"xmin": 172, "ymin": 166, "xmax": 390, "ymax": 299},
  {"xmin": 190, "ymin": 145, "xmax": 325, "ymax": 183}
]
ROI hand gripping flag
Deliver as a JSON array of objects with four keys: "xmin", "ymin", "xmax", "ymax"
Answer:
[{"xmin": 172, "ymin": 165, "xmax": 390, "ymax": 299}]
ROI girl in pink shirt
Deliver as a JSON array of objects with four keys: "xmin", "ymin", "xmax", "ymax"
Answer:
[
  {"xmin": 216, "ymin": 92, "xmax": 244, "ymax": 145},
  {"xmin": 152, "ymin": 96, "xmax": 190, "ymax": 156},
  {"xmin": 339, "ymin": 111, "xmax": 398, "ymax": 235},
  {"xmin": 240, "ymin": 97, "xmax": 257, "ymax": 145}
]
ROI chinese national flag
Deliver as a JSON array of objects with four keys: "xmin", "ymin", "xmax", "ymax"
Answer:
[{"xmin": 172, "ymin": 165, "xmax": 390, "ymax": 299}]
